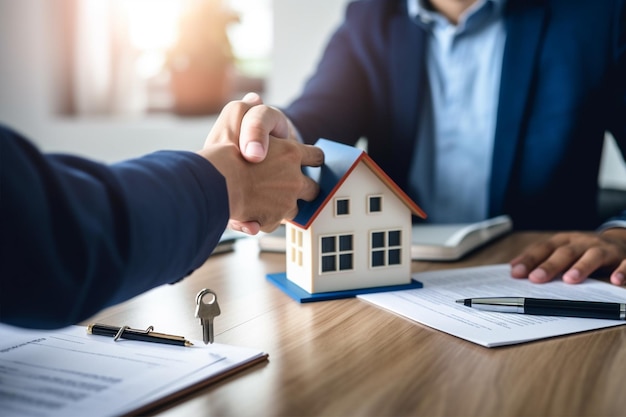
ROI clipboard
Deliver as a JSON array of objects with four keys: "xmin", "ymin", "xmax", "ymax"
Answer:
[
  {"xmin": 0, "ymin": 324, "xmax": 268, "ymax": 417},
  {"xmin": 126, "ymin": 353, "xmax": 269, "ymax": 416}
]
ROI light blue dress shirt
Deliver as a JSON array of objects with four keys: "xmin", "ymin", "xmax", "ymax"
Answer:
[{"xmin": 407, "ymin": 0, "xmax": 506, "ymax": 223}]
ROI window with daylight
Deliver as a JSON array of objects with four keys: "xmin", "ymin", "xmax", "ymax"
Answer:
[
  {"xmin": 370, "ymin": 229, "xmax": 402, "ymax": 268},
  {"xmin": 320, "ymin": 234, "xmax": 354, "ymax": 273},
  {"xmin": 67, "ymin": 0, "xmax": 271, "ymax": 117},
  {"xmin": 368, "ymin": 195, "xmax": 382, "ymax": 213}
]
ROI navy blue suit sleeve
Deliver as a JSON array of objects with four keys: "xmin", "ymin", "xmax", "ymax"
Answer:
[
  {"xmin": 607, "ymin": 0, "xmax": 626, "ymax": 153},
  {"xmin": 600, "ymin": 0, "xmax": 626, "ymax": 225},
  {"xmin": 284, "ymin": 0, "xmax": 405, "ymax": 147},
  {"xmin": 0, "ymin": 126, "xmax": 229, "ymax": 329}
]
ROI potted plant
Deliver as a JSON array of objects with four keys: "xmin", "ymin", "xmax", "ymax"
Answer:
[{"xmin": 166, "ymin": 0, "xmax": 239, "ymax": 115}]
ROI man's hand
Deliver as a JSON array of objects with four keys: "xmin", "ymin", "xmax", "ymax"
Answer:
[
  {"xmin": 510, "ymin": 229, "xmax": 626, "ymax": 285},
  {"xmin": 198, "ymin": 96, "xmax": 323, "ymax": 234},
  {"xmin": 219, "ymin": 92, "xmax": 308, "ymax": 233},
  {"xmin": 237, "ymin": 93, "xmax": 301, "ymax": 163}
]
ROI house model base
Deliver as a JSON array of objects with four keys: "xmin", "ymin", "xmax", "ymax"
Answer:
[
  {"xmin": 266, "ymin": 272, "xmax": 423, "ymax": 303},
  {"xmin": 272, "ymin": 139, "xmax": 427, "ymax": 297}
]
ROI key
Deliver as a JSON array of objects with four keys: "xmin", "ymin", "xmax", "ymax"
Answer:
[{"xmin": 195, "ymin": 288, "xmax": 221, "ymax": 344}]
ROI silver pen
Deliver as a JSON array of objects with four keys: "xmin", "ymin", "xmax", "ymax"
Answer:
[{"xmin": 456, "ymin": 297, "xmax": 626, "ymax": 320}]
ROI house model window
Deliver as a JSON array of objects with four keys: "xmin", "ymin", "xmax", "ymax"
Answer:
[
  {"xmin": 368, "ymin": 195, "xmax": 383, "ymax": 213},
  {"xmin": 335, "ymin": 198, "xmax": 350, "ymax": 216},
  {"xmin": 371, "ymin": 230, "xmax": 402, "ymax": 267},
  {"xmin": 290, "ymin": 228, "xmax": 304, "ymax": 267},
  {"xmin": 284, "ymin": 139, "xmax": 427, "ymax": 294},
  {"xmin": 320, "ymin": 234, "xmax": 354, "ymax": 273}
]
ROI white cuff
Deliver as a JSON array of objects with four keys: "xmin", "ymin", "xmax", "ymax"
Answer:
[{"xmin": 597, "ymin": 220, "xmax": 626, "ymax": 233}]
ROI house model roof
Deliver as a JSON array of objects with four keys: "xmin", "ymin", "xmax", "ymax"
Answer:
[{"xmin": 289, "ymin": 138, "xmax": 427, "ymax": 229}]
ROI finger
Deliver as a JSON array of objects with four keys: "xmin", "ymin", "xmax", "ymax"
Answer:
[
  {"xmin": 509, "ymin": 238, "xmax": 565, "ymax": 279},
  {"xmin": 261, "ymin": 205, "xmax": 300, "ymax": 233},
  {"xmin": 562, "ymin": 246, "xmax": 609, "ymax": 284},
  {"xmin": 299, "ymin": 144, "xmax": 325, "ymax": 167},
  {"xmin": 528, "ymin": 244, "xmax": 585, "ymax": 283},
  {"xmin": 205, "ymin": 100, "xmax": 254, "ymax": 147},
  {"xmin": 228, "ymin": 219, "xmax": 261, "ymax": 236},
  {"xmin": 527, "ymin": 268, "xmax": 552, "ymax": 283},
  {"xmin": 298, "ymin": 177, "xmax": 321, "ymax": 202},
  {"xmin": 610, "ymin": 259, "xmax": 626, "ymax": 286},
  {"xmin": 510, "ymin": 262, "xmax": 529, "ymax": 279},
  {"xmin": 241, "ymin": 92, "xmax": 263, "ymax": 105},
  {"xmin": 240, "ymin": 105, "xmax": 291, "ymax": 163}
]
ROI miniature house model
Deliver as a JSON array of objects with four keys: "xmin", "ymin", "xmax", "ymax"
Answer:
[{"xmin": 285, "ymin": 139, "xmax": 426, "ymax": 294}]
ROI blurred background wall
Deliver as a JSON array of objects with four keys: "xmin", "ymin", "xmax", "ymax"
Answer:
[
  {"xmin": 0, "ymin": 0, "xmax": 347, "ymax": 162},
  {"xmin": 0, "ymin": 0, "xmax": 624, "ymax": 192}
]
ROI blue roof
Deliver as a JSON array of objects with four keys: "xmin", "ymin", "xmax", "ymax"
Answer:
[
  {"xmin": 292, "ymin": 139, "xmax": 363, "ymax": 226},
  {"xmin": 290, "ymin": 139, "xmax": 426, "ymax": 228}
]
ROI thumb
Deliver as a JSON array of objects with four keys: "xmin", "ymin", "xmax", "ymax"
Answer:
[
  {"xmin": 241, "ymin": 92, "xmax": 263, "ymax": 106},
  {"xmin": 239, "ymin": 92, "xmax": 269, "ymax": 163}
]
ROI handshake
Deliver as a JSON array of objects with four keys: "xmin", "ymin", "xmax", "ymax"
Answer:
[{"xmin": 198, "ymin": 92, "xmax": 324, "ymax": 235}]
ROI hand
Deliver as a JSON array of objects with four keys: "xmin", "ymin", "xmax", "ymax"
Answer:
[
  {"xmin": 220, "ymin": 92, "xmax": 307, "ymax": 233},
  {"xmin": 237, "ymin": 92, "xmax": 300, "ymax": 163},
  {"xmin": 510, "ymin": 229, "xmax": 626, "ymax": 286},
  {"xmin": 198, "ymin": 98, "xmax": 323, "ymax": 234}
]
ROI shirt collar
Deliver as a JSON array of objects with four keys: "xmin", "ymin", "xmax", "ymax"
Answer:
[{"xmin": 407, "ymin": 0, "xmax": 506, "ymax": 28}]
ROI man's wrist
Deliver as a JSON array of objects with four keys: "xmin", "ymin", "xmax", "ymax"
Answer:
[{"xmin": 598, "ymin": 225, "xmax": 626, "ymax": 246}]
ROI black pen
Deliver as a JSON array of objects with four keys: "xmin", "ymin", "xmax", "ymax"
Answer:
[
  {"xmin": 456, "ymin": 297, "xmax": 626, "ymax": 320},
  {"xmin": 87, "ymin": 323, "xmax": 194, "ymax": 347}
]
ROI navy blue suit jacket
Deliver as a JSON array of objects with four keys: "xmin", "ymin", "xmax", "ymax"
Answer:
[
  {"xmin": 284, "ymin": 0, "xmax": 626, "ymax": 230},
  {"xmin": 0, "ymin": 127, "xmax": 229, "ymax": 328}
]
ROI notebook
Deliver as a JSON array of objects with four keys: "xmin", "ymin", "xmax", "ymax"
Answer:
[{"xmin": 410, "ymin": 215, "xmax": 513, "ymax": 260}]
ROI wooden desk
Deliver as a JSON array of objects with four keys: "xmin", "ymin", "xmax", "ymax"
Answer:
[{"xmin": 84, "ymin": 232, "xmax": 626, "ymax": 416}]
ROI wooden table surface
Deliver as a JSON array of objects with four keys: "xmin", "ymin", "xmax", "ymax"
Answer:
[{"xmin": 83, "ymin": 232, "xmax": 626, "ymax": 417}]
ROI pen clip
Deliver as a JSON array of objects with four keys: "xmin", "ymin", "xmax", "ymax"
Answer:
[{"xmin": 113, "ymin": 325, "xmax": 154, "ymax": 341}]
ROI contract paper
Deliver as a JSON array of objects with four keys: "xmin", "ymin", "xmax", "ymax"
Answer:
[
  {"xmin": 359, "ymin": 264, "xmax": 626, "ymax": 347},
  {"xmin": 0, "ymin": 324, "xmax": 267, "ymax": 417}
]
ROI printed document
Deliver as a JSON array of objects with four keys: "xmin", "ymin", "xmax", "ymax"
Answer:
[
  {"xmin": 359, "ymin": 264, "xmax": 626, "ymax": 347},
  {"xmin": 0, "ymin": 324, "xmax": 267, "ymax": 417}
]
